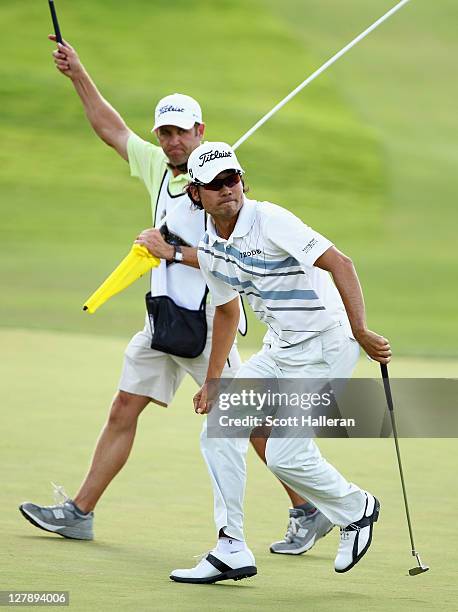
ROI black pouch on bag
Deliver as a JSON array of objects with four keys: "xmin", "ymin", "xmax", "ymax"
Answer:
[{"xmin": 145, "ymin": 291, "xmax": 208, "ymax": 358}]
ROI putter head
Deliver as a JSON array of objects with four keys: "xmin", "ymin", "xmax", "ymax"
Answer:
[
  {"xmin": 409, "ymin": 565, "xmax": 429, "ymax": 575},
  {"xmin": 409, "ymin": 553, "xmax": 429, "ymax": 575}
]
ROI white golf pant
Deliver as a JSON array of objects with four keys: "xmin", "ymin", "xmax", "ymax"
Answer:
[{"xmin": 200, "ymin": 326, "xmax": 366, "ymax": 541}]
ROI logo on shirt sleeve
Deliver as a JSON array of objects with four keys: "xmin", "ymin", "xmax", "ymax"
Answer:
[{"xmin": 302, "ymin": 237, "xmax": 318, "ymax": 254}]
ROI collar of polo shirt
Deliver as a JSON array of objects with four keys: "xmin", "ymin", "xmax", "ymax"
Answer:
[{"xmin": 207, "ymin": 197, "xmax": 257, "ymax": 244}]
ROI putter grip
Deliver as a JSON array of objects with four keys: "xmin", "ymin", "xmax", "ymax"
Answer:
[
  {"xmin": 380, "ymin": 363, "xmax": 394, "ymax": 412},
  {"xmin": 48, "ymin": 0, "xmax": 63, "ymax": 44}
]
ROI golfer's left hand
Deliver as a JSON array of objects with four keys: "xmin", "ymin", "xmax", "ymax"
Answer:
[
  {"xmin": 194, "ymin": 383, "xmax": 212, "ymax": 415},
  {"xmin": 135, "ymin": 229, "xmax": 174, "ymax": 260},
  {"xmin": 355, "ymin": 329, "xmax": 392, "ymax": 364}
]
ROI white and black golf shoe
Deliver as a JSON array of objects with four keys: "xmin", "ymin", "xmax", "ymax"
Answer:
[
  {"xmin": 170, "ymin": 548, "xmax": 257, "ymax": 584},
  {"xmin": 334, "ymin": 492, "xmax": 380, "ymax": 573}
]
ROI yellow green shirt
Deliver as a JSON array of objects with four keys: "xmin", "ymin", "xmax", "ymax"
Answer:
[{"xmin": 127, "ymin": 132, "xmax": 189, "ymax": 219}]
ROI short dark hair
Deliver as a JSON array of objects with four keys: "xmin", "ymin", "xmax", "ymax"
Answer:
[{"xmin": 186, "ymin": 179, "xmax": 249, "ymax": 210}]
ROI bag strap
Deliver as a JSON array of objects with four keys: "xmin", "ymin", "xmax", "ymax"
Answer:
[
  {"xmin": 153, "ymin": 170, "xmax": 169, "ymax": 227},
  {"xmin": 199, "ymin": 286, "xmax": 209, "ymax": 311},
  {"xmin": 198, "ymin": 212, "xmax": 210, "ymax": 311}
]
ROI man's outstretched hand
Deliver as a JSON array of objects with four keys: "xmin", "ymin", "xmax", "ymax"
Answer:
[{"xmin": 48, "ymin": 35, "xmax": 83, "ymax": 79}]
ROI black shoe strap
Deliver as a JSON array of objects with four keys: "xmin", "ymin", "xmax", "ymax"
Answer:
[
  {"xmin": 206, "ymin": 553, "xmax": 232, "ymax": 573},
  {"xmin": 343, "ymin": 514, "xmax": 373, "ymax": 531}
]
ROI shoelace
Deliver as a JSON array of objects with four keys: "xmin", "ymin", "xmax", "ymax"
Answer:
[
  {"xmin": 193, "ymin": 550, "xmax": 212, "ymax": 563},
  {"xmin": 284, "ymin": 516, "xmax": 303, "ymax": 543},
  {"xmin": 340, "ymin": 523, "xmax": 361, "ymax": 541},
  {"xmin": 50, "ymin": 482, "xmax": 69, "ymax": 506}
]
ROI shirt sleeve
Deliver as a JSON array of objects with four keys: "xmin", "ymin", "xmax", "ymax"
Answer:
[
  {"xmin": 127, "ymin": 132, "xmax": 165, "ymax": 192},
  {"xmin": 264, "ymin": 205, "xmax": 333, "ymax": 267},
  {"xmin": 197, "ymin": 243, "xmax": 239, "ymax": 306}
]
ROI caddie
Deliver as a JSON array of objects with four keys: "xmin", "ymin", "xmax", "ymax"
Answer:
[
  {"xmin": 168, "ymin": 141, "xmax": 391, "ymax": 584},
  {"xmin": 19, "ymin": 38, "xmax": 242, "ymax": 540}
]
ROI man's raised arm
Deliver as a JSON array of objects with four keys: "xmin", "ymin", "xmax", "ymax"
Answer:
[{"xmin": 49, "ymin": 35, "xmax": 131, "ymax": 160}]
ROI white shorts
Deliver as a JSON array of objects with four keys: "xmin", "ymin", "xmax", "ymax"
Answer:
[{"xmin": 118, "ymin": 313, "xmax": 241, "ymax": 405}]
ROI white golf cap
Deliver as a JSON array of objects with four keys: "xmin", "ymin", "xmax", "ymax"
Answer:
[
  {"xmin": 187, "ymin": 142, "xmax": 244, "ymax": 184},
  {"xmin": 152, "ymin": 93, "xmax": 202, "ymax": 131}
]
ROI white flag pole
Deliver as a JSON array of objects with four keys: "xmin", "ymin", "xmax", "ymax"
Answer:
[{"xmin": 232, "ymin": 0, "xmax": 411, "ymax": 150}]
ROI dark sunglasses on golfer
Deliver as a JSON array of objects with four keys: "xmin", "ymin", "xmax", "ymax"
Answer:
[{"xmin": 197, "ymin": 171, "xmax": 242, "ymax": 191}]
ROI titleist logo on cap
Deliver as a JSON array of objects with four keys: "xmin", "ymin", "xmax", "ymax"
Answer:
[
  {"xmin": 198, "ymin": 149, "xmax": 233, "ymax": 167},
  {"xmin": 158, "ymin": 104, "xmax": 185, "ymax": 116}
]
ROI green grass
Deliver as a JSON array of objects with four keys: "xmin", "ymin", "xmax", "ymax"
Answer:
[
  {"xmin": 1, "ymin": 2, "xmax": 457, "ymax": 609},
  {"xmin": 0, "ymin": 0, "xmax": 457, "ymax": 355},
  {"xmin": 1, "ymin": 329, "xmax": 457, "ymax": 611}
]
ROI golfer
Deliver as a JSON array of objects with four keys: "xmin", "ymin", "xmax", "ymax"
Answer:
[
  {"xmin": 19, "ymin": 39, "xmax": 328, "ymax": 551},
  {"xmin": 168, "ymin": 142, "xmax": 391, "ymax": 583}
]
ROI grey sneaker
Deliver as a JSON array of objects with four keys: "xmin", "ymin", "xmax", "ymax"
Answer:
[
  {"xmin": 270, "ymin": 508, "xmax": 334, "ymax": 555},
  {"xmin": 19, "ymin": 483, "xmax": 94, "ymax": 541}
]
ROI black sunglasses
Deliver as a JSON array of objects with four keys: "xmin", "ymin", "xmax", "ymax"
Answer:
[{"xmin": 199, "ymin": 171, "xmax": 242, "ymax": 191}]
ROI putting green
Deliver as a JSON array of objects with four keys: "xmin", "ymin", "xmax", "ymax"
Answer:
[
  {"xmin": 1, "ymin": 329, "xmax": 457, "ymax": 611},
  {"xmin": 1, "ymin": 0, "xmax": 457, "ymax": 608}
]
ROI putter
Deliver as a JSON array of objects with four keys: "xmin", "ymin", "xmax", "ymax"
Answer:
[
  {"xmin": 48, "ymin": 0, "xmax": 63, "ymax": 44},
  {"xmin": 380, "ymin": 363, "xmax": 430, "ymax": 576}
]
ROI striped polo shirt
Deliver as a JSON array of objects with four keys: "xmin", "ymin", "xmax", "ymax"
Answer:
[{"xmin": 197, "ymin": 197, "xmax": 352, "ymax": 348}]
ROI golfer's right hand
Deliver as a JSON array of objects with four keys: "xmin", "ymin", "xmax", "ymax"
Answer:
[
  {"xmin": 355, "ymin": 329, "xmax": 392, "ymax": 364},
  {"xmin": 193, "ymin": 383, "xmax": 211, "ymax": 415},
  {"xmin": 48, "ymin": 35, "xmax": 82, "ymax": 79}
]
